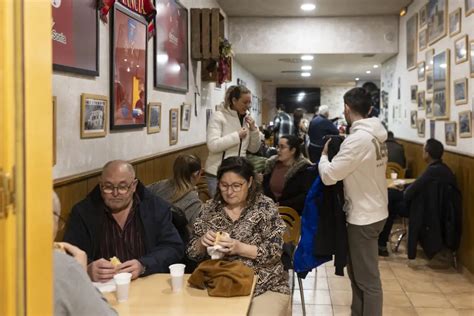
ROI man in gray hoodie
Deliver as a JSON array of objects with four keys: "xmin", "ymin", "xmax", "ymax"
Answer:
[{"xmin": 318, "ymin": 87, "xmax": 388, "ymax": 316}]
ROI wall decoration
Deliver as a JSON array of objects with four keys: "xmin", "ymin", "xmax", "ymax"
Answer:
[
  {"xmin": 417, "ymin": 91, "xmax": 426, "ymax": 110},
  {"xmin": 470, "ymin": 40, "xmax": 474, "ymax": 77},
  {"xmin": 52, "ymin": 0, "xmax": 99, "ymax": 76},
  {"xmin": 430, "ymin": 120, "xmax": 436, "ymax": 138},
  {"xmin": 406, "ymin": 14, "xmax": 418, "ymax": 70},
  {"xmin": 433, "ymin": 49, "xmax": 450, "ymax": 120},
  {"xmin": 169, "ymin": 108, "xmax": 179, "ymax": 145},
  {"xmin": 454, "ymin": 35, "xmax": 468, "ymax": 64},
  {"xmin": 426, "ymin": 71, "xmax": 434, "ymax": 93},
  {"xmin": 426, "ymin": 98, "xmax": 434, "ymax": 118},
  {"xmin": 397, "ymin": 77, "xmax": 401, "ymax": 100},
  {"xmin": 154, "ymin": 0, "xmax": 189, "ymax": 93},
  {"xmin": 411, "ymin": 85, "xmax": 418, "ymax": 102},
  {"xmin": 147, "ymin": 102, "xmax": 161, "ymax": 134},
  {"xmin": 111, "ymin": 3, "xmax": 148, "ymax": 130},
  {"xmin": 180, "ymin": 103, "xmax": 191, "ymax": 130},
  {"xmin": 206, "ymin": 109, "xmax": 213, "ymax": 128},
  {"xmin": 417, "ymin": 119, "xmax": 426, "ymax": 137},
  {"xmin": 53, "ymin": 96, "xmax": 57, "ymax": 166},
  {"xmin": 80, "ymin": 93, "xmax": 108, "ymax": 138},
  {"xmin": 425, "ymin": 49, "xmax": 435, "ymax": 72},
  {"xmin": 445, "ymin": 121, "xmax": 457, "ymax": 145},
  {"xmin": 449, "ymin": 8, "xmax": 462, "ymax": 37},
  {"xmin": 459, "ymin": 110, "xmax": 472, "ymax": 137},
  {"xmin": 411, "ymin": 110, "xmax": 418, "ymax": 128},
  {"xmin": 466, "ymin": 0, "xmax": 474, "ymax": 16},
  {"xmin": 417, "ymin": 62, "xmax": 426, "ymax": 81},
  {"xmin": 419, "ymin": 29, "xmax": 428, "ymax": 51},
  {"xmin": 419, "ymin": 4, "xmax": 428, "ymax": 28},
  {"xmin": 454, "ymin": 78, "xmax": 468, "ymax": 105},
  {"xmin": 427, "ymin": 0, "xmax": 447, "ymax": 45}
]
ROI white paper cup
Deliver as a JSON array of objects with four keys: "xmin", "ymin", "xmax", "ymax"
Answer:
[
  {"xmin": 113, "ymin": 272, "xmax": 132, "ymax": 302},
  {"xmin": 390, "ymin": 172, "xmax": 398, "ymax": 180},
  {"xmin": 169, "ymin": 263, "xmax": 185, "ymax": 292}
]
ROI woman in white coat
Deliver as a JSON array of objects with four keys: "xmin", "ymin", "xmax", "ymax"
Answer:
[{"xmin": 205, "ymin": 85, "xmax": 261, "ymax": 196}]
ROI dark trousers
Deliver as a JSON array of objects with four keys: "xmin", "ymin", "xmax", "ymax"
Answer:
[{"xmin": 378, "ymin": 189, "xmax": 408, "ymax": 247}]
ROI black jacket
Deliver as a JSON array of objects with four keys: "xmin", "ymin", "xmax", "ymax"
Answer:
[
  {"xmin": 386, "ymin": 138, "xmax": 406, "ymax": 168},
  {"xmin": 63, "ymin": 182, "xmax": 184, "ymax": 276}
]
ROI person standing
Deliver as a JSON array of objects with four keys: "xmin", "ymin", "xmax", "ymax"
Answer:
[
  {"xmin": 307, "ymin": 105, "xmax": 339, "ymax": 162},
  {"xmin": 318, "ymin": 88, "xmax": 388, "ymax": 316},
  {"xmin": 272, "ymin": 104, "xmax": 293, "ymax": 146}
]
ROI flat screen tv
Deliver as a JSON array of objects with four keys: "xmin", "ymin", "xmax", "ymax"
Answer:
[{"xmin": 276, "ymin": 87, "xmax": 321, "ymax": 113}]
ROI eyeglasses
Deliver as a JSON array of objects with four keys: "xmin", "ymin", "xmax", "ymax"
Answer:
[
  {"xmin": 54, "ymin": 212, "xmax": 67, "ymax": 231},
  {"xmin": 277, "ymin": 145, "xmax": 289, "ymax": 150},
  {"xmin": 100, "ymin": 180, "xmax": 136, "ymax": 195},
  {"xmin": 218, "ymin": 181, "xmax": 246, "ymax": 192}
]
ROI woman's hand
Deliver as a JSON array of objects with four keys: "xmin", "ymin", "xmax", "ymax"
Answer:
[
  {"xmin": 200, "ymin": 230, "xmax": 217, "ymax": 248},
  {"xmin": 216, "ymin": 234, "xmax": 241, "ymax": 256},
  {"xmin": 245, "ymin": 116, "xmax": 257, "ymax": 131},
  {"xmin": 238, "ymin": 128, "xmax": 248, "ymax": 139}
]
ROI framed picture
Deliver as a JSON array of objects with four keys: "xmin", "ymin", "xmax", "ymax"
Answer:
[
  {"xmin": 428, "ymin": 0, "xmax": 447, "ymax": 45},
  {"xmin": 147, "ymin": 102, "xmax": 162, "ymax": 134},
  {"xmin": 154, "ymin": 0, "xmax": 189, "ymax": 93},
  {"xmin": 427, "ymin": 71, "xmax": 434, "ymax": 93},
  {"xmin": 417, "ymin": 91, "xmax": 426, "ymax": 110},
  {"xmin": 425, "ymin": 49, "xmax": 435, "ymax": 72},
  {"xmin": 180, "ymin": 103, "xmax": 191, "ymax": 131},
  {"xmin": 449, "ymin": 8, "xmax": 462, "ymax": 37},
  {"xmin": 445, "ymin": 121, "xmax": 457, "ymax": 145},
  {"xmin": 454, "ymin": 35, "xmax": 468, "ymax": 64},
  {"xmin": 417, "ymin": 119, "xmax": 426, "ymax": 137},
  {"xmin": 419, "ymin": 29, "xmax": 428, "ymax": 51},
  {"xmin": 52, "ymin": 0, "xmax": 99, "ymax": 76},
  {"xmin": 433, "ymin": 49, "xmax": 450, "ymax": 120},
  {"xmin": 454, "ymin": 78, "xmax": 468, "ymax": 105},
  {"xmin": 426, "ymin": 98, "xmax": 434, "ymax": 118},
  {"xmin": 206, "ymin": 109, "xmax": 213, "ymax": 128},
  {"xmin": 410, "ymin": 110, "xmax": 418, "ymax": 128},
  {"xmin": 411, "ymin": 85, "xmax": 418, "ymax": 102},
  {"xmin": 430, "ymin": 120, "xmax": 436, "ymax": 138},
  {"xmin": 417, "ymin": 62, "xmax": 426, "ymax": 81},
  {"xmin": 52, "ymin": 96, "xmax": 57, "ymax": 166},
  {"xmin": 459, "ymin": 110, "xmax": 472, "ymax": 137},
  {"xmin": 470, "ymin": 40, "xmax": 474, "ymax": 77},
  {"xmin": 406, "ymin": 14, "xmax": 418, "ymax": 70},
  {"xmin": 466, "ymin": 0, "xmax": 474, "ymax": 16},
  {"xmin": 419, "ymin": 4, "xmax": 428, "ymax": 28},
  {"xmin": 169, "ymin": 108, "xmax": 179, "ymax": 145},
  {"xmin": 80, "ymin": 93, "xmax": 108, "ymax": 138},
  {"xmin": 110, "ymin": 3, "xmax": 148, "ymax": 130}
]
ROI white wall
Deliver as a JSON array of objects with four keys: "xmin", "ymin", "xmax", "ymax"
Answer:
[
  {"xmin": 53, "ymin": 0, "xmax": 262, "ymax": 179},
  {"xmin": 383, "ymin": 0, "xmax": 474, "ymax": 156}
]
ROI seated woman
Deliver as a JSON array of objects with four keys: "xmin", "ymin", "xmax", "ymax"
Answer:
[
  {"xmin": 262, "ymin": 134, "xmax": 315, "ymax": 215},
  {"xmin": 187, "ymin": 157, "xmax": 290, "ymax": 316},
  {"xmin": 148, "ymin": 154, "xmax": 203, "ymax": 230}
]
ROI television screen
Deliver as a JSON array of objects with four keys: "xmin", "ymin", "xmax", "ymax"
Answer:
[{"xmin": 276, "ymin": 87, "xmax": 321, "ymax": 113}]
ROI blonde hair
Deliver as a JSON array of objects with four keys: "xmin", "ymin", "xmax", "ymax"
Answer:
[
  {"xmin": 224, "ymin": 85, "xmax": 251, "ymax": 109},
  {"xmin": 170, "ymin": 155, "xmax": 202, "ymax": 202}
]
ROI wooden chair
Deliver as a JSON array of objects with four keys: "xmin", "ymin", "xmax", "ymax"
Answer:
[
  {"xmin": 386, "ymin": 162, "xmax": 406, "ymax": 179},
  {"xmin": 278, "ymin": 206, "xmax": 306, "ymax": 316}
]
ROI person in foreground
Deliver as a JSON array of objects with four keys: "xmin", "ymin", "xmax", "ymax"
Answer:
[
  {"xmin": 53, "ymin": 191, "xmax": 117, "ymax": 316},
  {"xmin": 318, "ymin": 88, "xmax": 388, "ymax": 316},
  {"xmin": 64, "ymin": 160, "xmax": 184, "ymax": 282},
  {"xmin": 187, "ymin": 157, "xmax": 290, "ymax": 316}
]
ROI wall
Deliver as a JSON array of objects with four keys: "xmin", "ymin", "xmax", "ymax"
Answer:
[{"xmin": 53, "ymin": 0, "xmax": 262, "ymax": 179}]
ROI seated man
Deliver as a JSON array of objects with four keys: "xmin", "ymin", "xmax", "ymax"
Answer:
[
  {"xmin": 64, "ymin": 160, "xmax": 184, "ymax": 282},
  {"xmin": 385, "ymin": 131, "xmax": 406, "ymax": 168}
]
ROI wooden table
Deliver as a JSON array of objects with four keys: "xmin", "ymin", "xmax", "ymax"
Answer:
[
  {"xmin": 105, "ymin": 274, "xmax": 255, "ymax": 316},
  {"xmin": 387, "ymin": 178, "xmax": 416, "ymax": 189}
]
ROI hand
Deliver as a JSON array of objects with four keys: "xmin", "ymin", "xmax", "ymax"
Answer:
[
  {"xmin": 245, "ymin": 116, "xmax": 257, "ymax": 131},
  {"xmin": 118, "ymin": 259, "xmax": 143, "ymax": 280},
  {"xmin": 216, "ymin": 234, "xmax": 241, "ymax": 256},
  {"xmin": 87, "ymin": 258, "xmax": 117, "ymax": 282},
  {"xmin": 200, "ymin": 230, "xmax": 217, "ymax": 248},
  {"xmin": 59, "ymin": 242, "xmax": 88, "ymax": 271},
  {"xmin": 238, "ymin": 128, "xmax": 248, "ymax": 139},
  {"xmin": 322, "ymin": 138, "xmax": 332, "ymax": 156}
]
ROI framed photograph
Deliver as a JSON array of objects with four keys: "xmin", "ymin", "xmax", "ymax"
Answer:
[
  {"xmin": 428, "ymin": 0, "xmax": 447, "ymax": 45},
  {"xmin": 206, "ymin": 109, "xmax": 213, "ymax": 128},
  {"xmin": 445, "ymin": 121, "xmax": 457, "ymax": 145},
  {"xmin": 180, "ymin": 103, "xmax": 191, "ymax": 131},
  {"xmin": 419, "ymin": 29, "xmax": 428, "ymax": 51},
  {"xmin": 419, "ymin": 4, "xmax": 428, "ymax": 28},
  {"xmin": 417, "ymin": 62, "xmax": 426, "ymax": 81},
  {"xmin": 454, "ymin": 35, "xmax": 468, "ymax": 64},
  {"xmin": 52, "ymin": 0, "xmax": 99, "ymax": 76},
  {"xmin": 410, "ymin": 110, "xmax": 418, "ymax": 128},
  {"xmin": 80, "ymin": 93, "xmax": 108, "ymax": 138},
  {"xmin": 466, "ymin": 0, "xmax": 474, "ymax": 16},
  {"xmin": 169, "ymin": 108, "xmax": 179, "ymax": 145},
  {"xmin": 430, "ymin": 120, "xmax": 436, "ymax": 138},
  {"xmin": 147, "ymin": 102, "xmax": 162, "ymax": 134},
  {"xmin": 154, "ymin": 0, "xmax": 189, "ymax": 93},
  {"xmin": 426, "ymin": 98, "xmax": 434, "ymax": 118},
  {"xmin": 411, "ymin": 85, "xmax": 418, "ymax": 103},
  {"xmin": 427, "ymin": 71, "xmax": 434, "ymax": 93},
  {"xmin": 449, "ymin": 8, "xmax": 462, "ymax": 37},
  {"xmin": 110, "ymin": 3, "xmax": 147, "ymax": 130},
  {"xmin": 417, "ymin": 119, "xmax": 426, "ymax": 137},
  {"xmin": 52, "ymin": 96, "xmax": 57, "ymax": 165},
  {"xmin": 454, "ymin": 78, "xmax": 468, "ymax": 105},
  {"xmin": 425, "ymin": 49, "xmax": 435, "ymax": 72},
  {"xmin": 433, "ymin": 49, "xmax": 450, "ymax": 120},
  {"xmin": 406, "ymin": 14, "xmax": 418, "ymax": 70},
  {"xmin": 417, "ymin": 91, "xmax": 426, "ymax": 110},
  {"xmin": 459, "ymin": 111, "xmax": 472, "ymax": 137},
  {"xmin": 470, "ymin": 40, "xmax": 474, "ymax": 77}
]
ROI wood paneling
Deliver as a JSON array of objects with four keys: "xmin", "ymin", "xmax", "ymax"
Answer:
[{"xmin": 398, "ymin": 139, "xmax": 474, "ymax": 275}]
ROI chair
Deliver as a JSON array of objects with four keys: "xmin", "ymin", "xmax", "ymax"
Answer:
[
  {"xmin": 196, "ymin": 175, "xmax": 211, "ymax": 202},
  {"xmin": 386, "ymin": 162, "xmax": 406, "ymax": 179},
  {"xmin": 278, "ymin": 206, "xmax": 306, "ymax": 316}
]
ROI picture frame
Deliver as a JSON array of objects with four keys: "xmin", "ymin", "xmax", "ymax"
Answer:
[
  {"xmin": 147, "ymin": 102, "xmax": 162, "ymax": 134},
  {"xmin": 430, "ymin": 120, "xmax": 436, "ymax": 138},
  {"xmin": 419, "ymin": 29, "xmax": 428, "ymax": 51},
  {"xmin": 454, "ymin": 35, "xmax": 468, "ymax": 64},
  {"xmin": 417, "ymin": 62, "xmax": 426, "ymax": 81},
  {"xmin": 52, "ymin": 0, "xmax": 99, "ymax": 76},
  {"xmin": 411, "ymin": 85, "xmax": 418, "ymax": 103},
  {"xmin": 154, "ymin": 0, "xmax": 189, "ymax": 93},
  {"xmin": 466, "ymin": 0, "xmax": 474, "ymax": 16},
  {"xmin": 180, "ymin": 103, "xmax": 192, "ymax": 131},
  {"xmin": 454, "ymin": 78, "xmax": 468, "ymax": 105},
  {"xmin": 425, "ymin": 49, "xmax": 435, "ymax": 72},
  {"xmin": 110, "ymin": 3, "xmax": 148, "ymax": 130},
  {"xmin": 80, "ymin": 93, "xmax": 108, "ymax": 138},
  {"xmin": 445, "ymin": 121, "xmax": 457, "ymax": 145},
  {"xmin": 433, "ymin": 49, "xmax": 450, "ymax": 120},
  {"xmin": 406, "ymin": 13, "xmax": 418, "ymax": 70},
  {"xmin": 169, "ymin": 108, "xmax": 179, "ymax": 145},
  {"xmin": 459, "ymin": 110, "xmax": 472, "ymax": 138},
  {"xmin": 427, "ymin": 71, "xmax": 434, "ymax": 93},
  {"xmin": 428, "ymin": 0, "xmax": 447, "ymax": 45},
  {"xmin": 426, "ymin": 98, "xmax": 434, "ymax": 118},
  {"xmin": 410, "ymin": 111, "xmax": 418, "ymax": 128},
  {"xmin": 417, "ymin": 90, "xmax": 426, "ymax": 110},
  {"xmin": 449, "ymin": 8, "xmax": 462, "ymax": 37},
  {"xmin": 52, "ymin": 96, "xmax": 57, "ymax": 166},
  {"xmin": 419, "ymin": 4, "xmax": 428, "ymax": 28},
  {"xmin": 470, "ymin": 40, "xmax": 474, "ymax": 78},
  {"xmin": 417, "ymin": 119, "xmax": 426, "ymax": 137}
]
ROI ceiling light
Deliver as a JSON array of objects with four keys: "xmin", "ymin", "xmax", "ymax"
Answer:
[
  {"xmin": 301, "ymin": 72, "xmax": 311, "ymax": 77},
  {"xmin": 301, "ymin": 65, "xmax": 312, "ymax": 70},
  {"xmin": 373, "ymin": 65, "xmax": 379, "ymax": 68},
  {"xmin": 301, "ymin": 55, "xmax": 314, "ymax": 61},
  {"xmin": 400, "ymin": 7, "xmax": 407, "ymax": 17},
  {"xmin": 366, "ymin": 70, "xmax": 371, "ymax": 74},
  {"xmin": 355, "ymin": 77, "xmax": 360, "ymax": 81},
  {"xmin": 300, "ymin": 3, "xmax": 316, "ymax": 11}
]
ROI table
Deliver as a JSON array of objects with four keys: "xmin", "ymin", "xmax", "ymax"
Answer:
[
  {"xmin": 105, "ymin": 274, "xmax": 256, "ymax": 316},
  {"xmin": 387, "ymin": 178, "xmax": 416, "ymax": 189}
]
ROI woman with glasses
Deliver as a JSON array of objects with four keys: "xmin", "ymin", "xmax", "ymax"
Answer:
[
  {"xmin": 262, "ymin": 134, "xmax": 315, "ymax": 215},
  {"xmin": 187, "ymin": 157, "xmax": 290, "ymax": 316}
]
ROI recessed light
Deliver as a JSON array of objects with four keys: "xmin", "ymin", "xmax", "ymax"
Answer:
[
  {"xmin": 366, "ymin": 70, "xmax": 371, "ymax": 74},
  {"xmin": 301, "ymin": 72, "xmax": 311, "ymax": 77},
  {"xmin": 373, "ymin": 65, "xmax": 379, "ymax": 68},
  {"xmin": 355, "ymin": 77, "xmax": 360, "ymax": 81},
  {"xmin": 301, "ymin": 65, "xmax": 312, "ymax": 70},
  {"xmin": 300, "ymin": 3, "xmax": 316, "ymax": 11},
  {"xmin": 301, "ymin": 55, "xmax": 314, "ymax": 61}
]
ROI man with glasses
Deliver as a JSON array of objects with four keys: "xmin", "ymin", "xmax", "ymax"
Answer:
[{"xmin": 64, "ymin": 160, "xmax": 184, "ymax": 282}]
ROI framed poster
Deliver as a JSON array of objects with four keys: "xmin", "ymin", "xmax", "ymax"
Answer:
[
  {"xmin": 169, "ymin": 108, "xmax": 179, "ymax": 145},
  {"xmin": 459, "ymin": 111, "xmax": 472, "ymax": 138},
  {"xmin": 427, "ymin": 0, "xmax": 447, "ymax": 45},
  {"xmin": 147, "ymin": 102, "xmax": 162, "ymax": 134},
  {"xmin": 406, "ymin": 14, "xmax": 418, "ymax": 70},
  {"xmin": 445, "ymin": 122, "xmax": 457, "ymax": 145},
  {"xmin": 466, "ymin": 0, "xmax": 474, "ymax": 16},
  {"xmin": 180, "ymin": 103, "xmax": 191, "ymax": 131},
  {"xmin": 52, "ymin": 0, "xmax": 99, "ymax": 76},
  {"xmin": 430, "ymin": 120, "xmax": 436, "ymax": 138},
  {"xmin": 427, "ymin": 71, "xmax": 434, "ymax": 93},
  {"xmin": 425, "ymin": 49, "xmax": 435, "ymax": 72},
  {"xmin": 80, "ymin": 94, "xmax": 108, "ymax": 138},
  {"xmin": 417, "ymin": 62, "xmax": 426, "ymax": 81},
  {"xmin": 411, "ymin": 85, "xmax": 418, "ymax": 103},
  {"xmin": 426, "ymin": 98, "xmax": 434, "ymax": 118},
  {"xmin": 454, "ymin": 78, "xmax": 468, "ymax": 105},
  {"xmin": 455, "ymin": 35, "xmax": 468, "ymax": 64},
  {"xmin": 410, "ymin": 111, "xmax": 418, "ymax": 128},
  {"xmin": 419, "ymin": 4, "xmax": 428, "ymax": 28},
  {"xmin": 154, "ymin": 0, "xmax": 189, "ymax": 93},
  {"xmin": 417, "ymin": 119, "xmax": 426, "ymax": 137},
  {"xmin": 449, "ymin": 8, "xmax": 461, "ymax": 37},
  {"xmin": 111, "ymin": 3, "xmax": 148, "ymax": 130},
  {"xmin": 419, "ymin": 29, "xmax": 428, "ymax": 51},
  {"xmin": 53, "ymin": 96, "xmax": 57, "ymax": 166},
  {"xmin": 417, "ymin": 91, "xmax": 426, "ymax": 110},
  {"xmin": 470, "ymin": 40, "xmax": 474, "ymax": 78},
  {"xmin": 433, "ymin": 49, "xmax": 450, "ymax": 120}
]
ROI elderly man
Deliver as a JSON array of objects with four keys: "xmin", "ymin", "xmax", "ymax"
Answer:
[
  {"xmin": 64, "ymin": 160, "xmax": 184, "ymax": 282},
  {"xmin": 308, "ymin": 105, "xmax": 339, "ymax": 163}
]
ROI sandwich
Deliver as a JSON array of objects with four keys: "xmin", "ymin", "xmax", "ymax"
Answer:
[
  {"xmin": 214, "ymin": 231, "xmax": 229, "ymax": 245},
  {"xmin": 110, "ymin": 256, "xmax": 122, "ymax": 267}
]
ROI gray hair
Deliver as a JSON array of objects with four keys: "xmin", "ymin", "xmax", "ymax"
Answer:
[
  {"xmin": 102, "ymin": 160, "xmax": 136, "ymax": 178},
  {"xmin": 318, "ymin": 105, "xmax": 330, "ymax": 117}
]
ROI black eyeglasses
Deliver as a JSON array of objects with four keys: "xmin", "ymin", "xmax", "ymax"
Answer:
[{"xmin": 100, "ymin": 180, "xmax": 136, "ymax": 195}]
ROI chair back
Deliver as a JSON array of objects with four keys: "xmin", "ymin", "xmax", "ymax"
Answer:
[
  {"xmin": 386, "ymin": 162, "xmax": 406, "ymax": 179},
  {"xmin": 278, "ymin": 206, "xmax": 301, "ymax": 245},
  {"xmin": 196, "ymin": 176, "xmax": 211, "ymax": 202}
]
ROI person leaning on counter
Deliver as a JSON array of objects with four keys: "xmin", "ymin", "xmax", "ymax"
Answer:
[{"xmin": 63, "ymin": 160, "xmax": 184, "ymax": 282}]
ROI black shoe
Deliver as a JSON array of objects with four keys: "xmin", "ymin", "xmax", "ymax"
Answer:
[{"xmin": 378, "ymin": 246, "xmax": 389, "ymax": 257}]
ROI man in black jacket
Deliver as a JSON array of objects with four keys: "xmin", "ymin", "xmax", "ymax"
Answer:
[
  {"xmin": 307, "ymin": 105, "xmax": 339, "ymax": 163},
  {"xmin": 386, "ymin": 131, "xmax": 406, "ymax": 168},
  {"xmin": 64, "ymin": 160, "xmax": 184, "ymax": 282}
]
